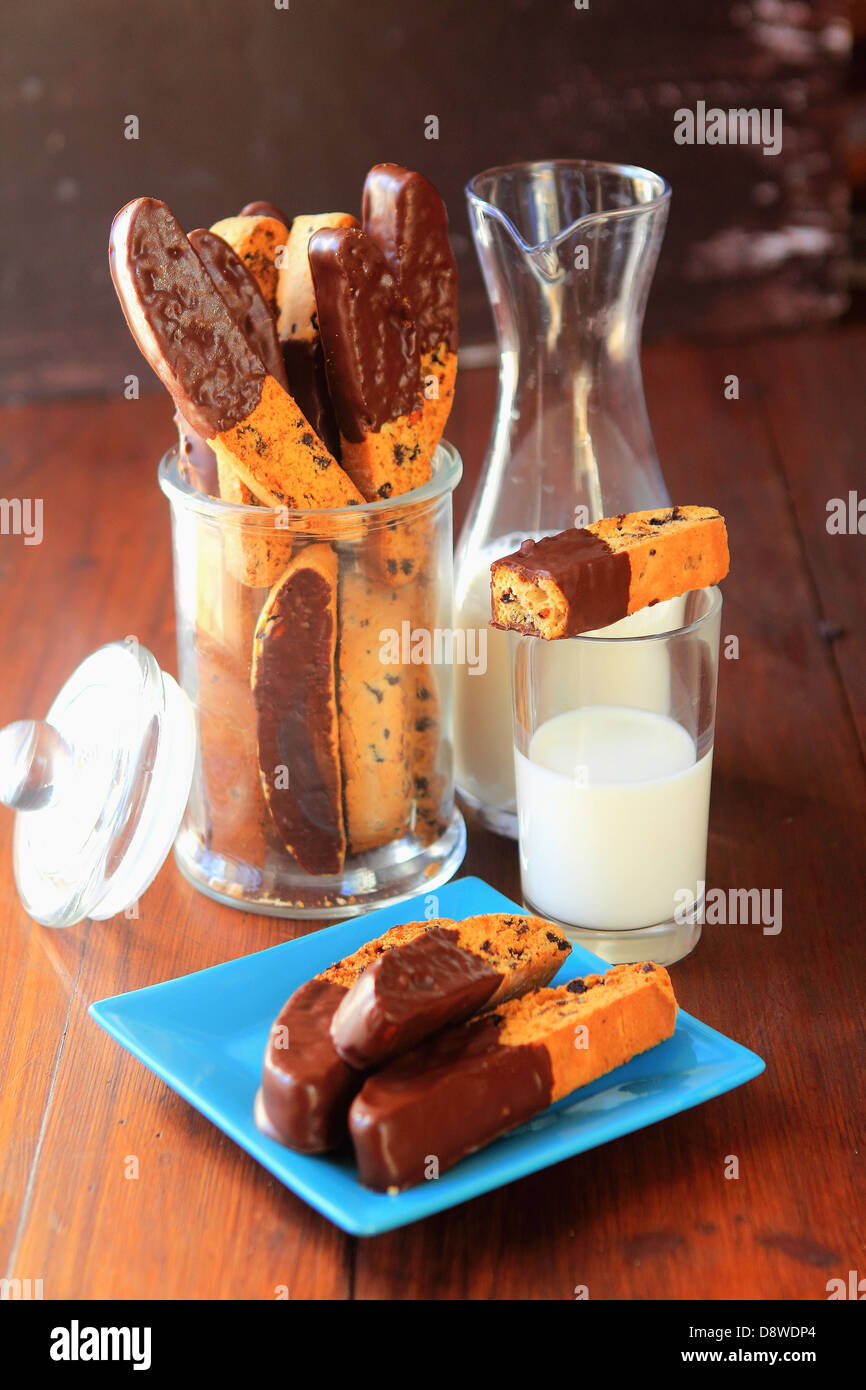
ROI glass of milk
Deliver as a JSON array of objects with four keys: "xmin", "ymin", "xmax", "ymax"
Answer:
[{"xmin": 512, "ymin": 587, "xmax": 722, "ymax": 965}]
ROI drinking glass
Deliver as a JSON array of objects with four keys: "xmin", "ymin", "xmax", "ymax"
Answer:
[{"xmin": 512, "ymin": 588, "xmax": 722, "ymax": 964}]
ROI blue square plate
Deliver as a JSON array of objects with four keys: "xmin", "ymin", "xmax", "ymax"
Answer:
[{"xmin": 90, "ymin": 876, "xmax": 764, "ymax": 1235}]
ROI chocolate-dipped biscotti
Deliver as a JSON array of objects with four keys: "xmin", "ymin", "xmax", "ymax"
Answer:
[
  {"xmin": 188, "ymin": 226, "xmax": 293, "ymax": 583},
  {"xmin": 363, "ymin": 163, "xmax": 458, "ymax": 458},
  {"xmin": 491, "ymin": 506, "xmax": 730, "ymax": 638},
  {"xmin": 256, "ymin": 913, "xmax": 570, "ymax": 1152},
  {"xmin": 239, "ymin": 198, "xmax": 292, "ymax": 226},
  {"xmin": 175, "ymin": 220, "xmax": 283, "ymax": 500},
  {"xmin": 110, "ymin": 167, "xmax": 461, "ymax": 897},
  {"xmin": 277, "ymin": 212, "xmax": 358, "ymax": 346},
  {"xmin": 208, "ymin": 212, "xmax": 289, "ymax": 316},
  {"xmin": 252, "ymin": 543, "xmax": 345, "ymax": 876},
  {"xmin": 309, "ymin": 226, "xmax": 432, "ymax": 583},
  {"xmin": 330, "ymin": 913, "xmax": 570, "ymax": 1070},
  {"xmin": 277, "ymin": 211, "xmax": 359, "ymax": 458},
  {"xmin": 350, "ymin": 961, "xmax": 678, "ymax": 1191},
  {"xmin": 309, "ymin": 224, "xmax": 426, "ymax": 502},
  {"xmin": 109, "ymin": 198, "xmax": 363, "ymax": 514},
  {"xmin": 256, "ymin": 917, "xmax": 451, "ymax": 1152},
  {"xmin": 190, "ymin": 226, "xmax": 288, "ymax": 392}
]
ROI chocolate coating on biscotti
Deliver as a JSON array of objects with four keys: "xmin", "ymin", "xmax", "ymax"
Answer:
[
  {"xmin": 189, "ymin": 227, "xmax": 287, "ymax": 389},
  {"xmin": 109, "ymin": 198, "xmax": 265, "ymax": 439},
  {"xmin": 363, "ymin": 163, "xmax": 458, "ymax": 354},
  {"xmin": 350, "ymin": 1014, "xmax": 553, "ymax": 1191},
  {"xmin": 492, "ymin": 530, "xmax": 631, "ymax": 636},
  {"xmin": 330, "ymin": 927, "xmax": 502, "ymax": 1070},
  {"xmin": 239, "ymin": 199, "xmax": 291, "ymax": 226},
  {"xmin": 253, "ymin": 559, "xmax": 343, "ymax": 876},
  {"xmin": 282, "ymin": 337, "xmax": 341, "ymax": 459},
  {"xmin": 256, "ymin": 978, "xmax": 359, "ymax": 1152},
  {"xmin": 308, "ymin": 226, "xmax": 422, "ymax": 443}
]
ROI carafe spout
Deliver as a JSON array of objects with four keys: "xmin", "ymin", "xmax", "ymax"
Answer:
[{"xmin": 455, "ymin": 160, "xmax": 674, "ymax": 837}]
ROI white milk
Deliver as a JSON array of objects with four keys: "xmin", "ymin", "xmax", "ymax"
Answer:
[
  {"xmin": 516, "ymin": 705, "xmax": 712, "ymax": 930},
  {"xmin": 454, "ymin": 535, "xmax": 688, "ymax": 816}
]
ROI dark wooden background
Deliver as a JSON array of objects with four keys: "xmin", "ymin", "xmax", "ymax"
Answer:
[{"xmin": 0, "ymin": 0, "xmax": 852, "ymax": 401}]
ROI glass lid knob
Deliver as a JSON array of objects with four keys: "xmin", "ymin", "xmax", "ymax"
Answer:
[
  {"xmin": 0, "ymin": 719, "xmax": 74, "ymax": 812},
  {"xmin": 5, "ymin": 641, "xmax": 196, "ymax": 929}
]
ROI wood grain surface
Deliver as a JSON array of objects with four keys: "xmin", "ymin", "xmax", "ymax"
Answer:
[{"xmin": 0, "ymin": 331, "xmax": 863, "ymax": 1300}]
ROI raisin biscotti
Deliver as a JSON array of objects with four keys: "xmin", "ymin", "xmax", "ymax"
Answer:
[
  {"xmin": 337, "ymin": 565, "xmax": 414, "ymax": 855},
  {"xmin": 188, "ymin": 225, "xmax": 294, "ymax": 583},
  {"xmin": 276, "ymin": 211, "xmax": 359, "ymax": 458},
  {"xmin": 255, "ymin": 918, "xmax": 443, "ymax": 1153},
  {"xmin": 350, "ymin": 961, "xmax": 678, "ymax": 1190},
  {"xmin": 330, "ymin": 912, "xmax": 570, "ymax": 1069},
  {"xmin": 362, "ymin": 163, "xmax": 458, "ymax": 458},
  {"xmin": 309, "ymin": 224, "xmax": 426, "ymax": 502},
  {"xmin": 256, "ymin": 913, "xmax": 571, "ymax": 1153},
  {"xmin": 109, "ymin": 198, "xmax": 363, "ymax": 515},
  {"xmin": 309, "ymin": 225, "xmax": 431, "ymax": 584},
  {"xmin": 208, "ymin": 212, "xmax": 289, "ymax": 316},
  {"xmin": 491, "ymin": 506, "xmax": 729, "ymax": 639}
]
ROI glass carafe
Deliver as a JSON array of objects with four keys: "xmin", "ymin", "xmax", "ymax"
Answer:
[{"xmin": 454, "ymin": 160, "xmax": 672, "ymax": 836}]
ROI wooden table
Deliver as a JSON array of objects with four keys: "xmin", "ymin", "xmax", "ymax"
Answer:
[{"xmin": 1, "ymin": 328, "xmax": 863, "ymax": 1301}]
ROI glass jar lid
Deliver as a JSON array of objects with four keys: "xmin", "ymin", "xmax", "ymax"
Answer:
[{"xmin": 1, "ymin": 641, "xmax": 195, "ymax": 928}]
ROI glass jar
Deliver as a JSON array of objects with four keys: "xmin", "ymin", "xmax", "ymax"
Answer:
[{"xmin": 159, "ymin": 442, "xmax": 466, "ymax": 918}]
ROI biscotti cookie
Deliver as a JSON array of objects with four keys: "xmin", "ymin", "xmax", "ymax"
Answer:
[
  {"xmin": 191, "ymin": 227, "xmax": 286, "ymax": 514},
  {"xmin": 189, "ymin": 225, "xmax": 294, "ymax": 584},
  {"xmin": 405, "ymin": 570, "xmax": 447, "ymax": 839},
  {"xmin": 350, "ymin": 961, "xmax": 678, "ymax": 1190},
  {"xmin": 191, "ymin": 224, "xmax": 282, "ymax": 518},
  {"xmin": 277, "ymin": 212, "xmax": 358, "ymax": 343},
  {"xmin": 309, "ymin": 225, "xmax": 425, "ymax": 497},
  {"xmin": 212, "ymin": 374, "xmax": 364, "ymax": 511},
  {"xmin": 209, "ymin": 213, "xmax": 289, "ymax": 315},
  {"xmin": 239, "ymin": 198, "xmax": 291, "ymax": 225},
  {"xmin": 281, "ymin": 337, "xmax": 341, "ymax": 463},
  {"xmin": 109, "ymin": 198, "xmax": 364, "ymax": 514},
  {"xmin": 491, "ymin": 507, "xmax": 730, "ymax": 639},
  {"xmin": 331, "ymin": 913, "xmax": 571, "ymax": 1069},
  {"xmin": 214, "ymin": 455, "xmax": 296, "ymax": 589},
  {"xmin": 337, "ymin": 564, "xmax": 413, "ymax": 854},
  {"xmin": 277, "ymin": 212, "xmax": 358, "ymax": 459},
  {"xmin": 410, "ymin": 662, "xmax": 445, "ymax": 839},
  {"xmin": 190, "ymin": 226, "xmax": 288, "ymax": 390},
  {"xmin": 252, "ymin": 543, "xmax": 345, "ymax": 875},
  {"xmin": 309, "ymin": 225, "xmax": 429, "ymax": 583},
  {"xmin": 363, "ymin": 163, "xmax": 458, "ymax": 459},
  {"xmin": 255, "ymin": 917, "xmax": 454, "ymax": 1152},
  {"xmin": 111, "ymin": 198, "xmax": 263, "ymax": 438}
]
